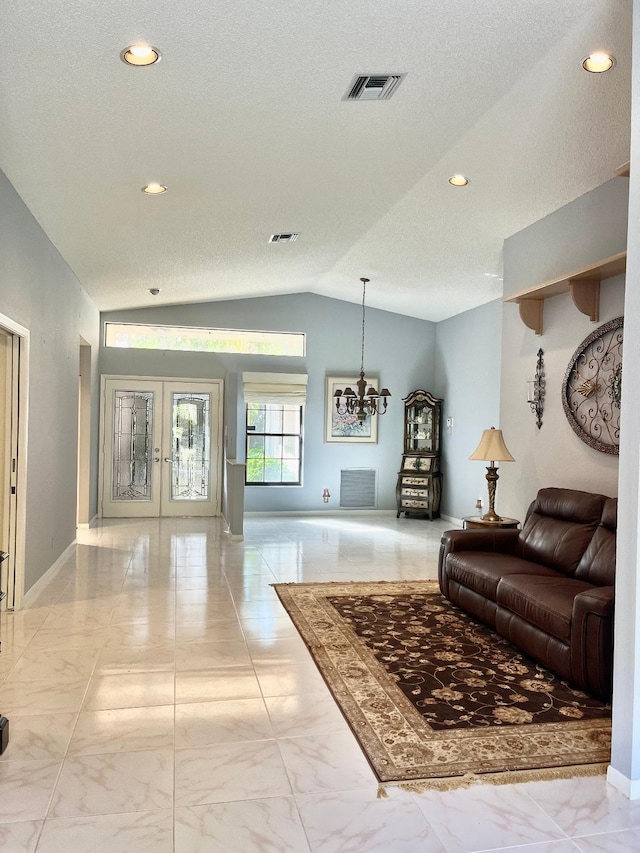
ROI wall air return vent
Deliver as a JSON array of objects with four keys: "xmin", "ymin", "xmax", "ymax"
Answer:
[
  {"xmin": 340, "ymin": 468, "xmax": 377, "ymax": 508},
  {"xmin": 269, "ymin": 233, "xmax": 300, "ymax": 244},
  {"xmin": 343, "ymin": 73, "xmax": 406, "ymax": 101}
]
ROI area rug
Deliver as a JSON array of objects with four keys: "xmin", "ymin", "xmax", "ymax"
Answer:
[{"xmin": 273, "ymin": 580, "xmax": 611, "ymax": 791}]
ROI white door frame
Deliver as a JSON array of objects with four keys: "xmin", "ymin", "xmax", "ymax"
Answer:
[
  {"xmin": 0, "ymin": 312, "xmax": 29, "ymax": 612},
  {"xmin": 99, "ymin": 374, "xmax": 224, "ymax": 518}
]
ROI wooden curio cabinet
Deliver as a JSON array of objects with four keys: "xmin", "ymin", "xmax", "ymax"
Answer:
[{"xmin": 396, "ymin": 390, "xmax": 443, "ymax": 519}]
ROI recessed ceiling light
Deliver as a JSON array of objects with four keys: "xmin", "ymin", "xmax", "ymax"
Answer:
[
  {"xmin": 120, "ymin": 44, "xmax": 161, "ymax": 67},
  {"xmin": 142, "ymin": 183, "xmax": 167, "ymax": 195},
  {"xmin": 448, "ymin": 174, "xmax": 469, "ymax": 187},
  {"xmin": 148, "ymin": 288, "xmax": 161, "ymax": 295},
  {"xmin": 582, "ymin": 52, "xmax": 616, "ymax": 73}
]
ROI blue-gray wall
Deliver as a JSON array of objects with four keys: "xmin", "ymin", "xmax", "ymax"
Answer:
[
  {"xmin": 433, "ymin": 299, "xmax": 503, "ymax": 521},
  {"xmin": 100, "ymin": 294, "xmax": 437, "ymax": 512},
  {"xmin": 0, "ymin": 170, "xmax": 101, "ymax": 592}
]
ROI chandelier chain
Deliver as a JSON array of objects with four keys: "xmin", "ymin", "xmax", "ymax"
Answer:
[{"xmin": 360, "ymin": 277, "xmax": 368, "ymax": 372}]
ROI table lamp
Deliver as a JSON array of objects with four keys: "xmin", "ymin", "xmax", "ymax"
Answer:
[{"xmin": 469, "ymin": 427, "xmax": 515, "ymax": 522}]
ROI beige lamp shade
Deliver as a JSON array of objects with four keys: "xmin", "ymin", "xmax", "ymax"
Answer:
[{"xmin": 469, "ymin": 427, "xmax": 515, "ymax": 463}]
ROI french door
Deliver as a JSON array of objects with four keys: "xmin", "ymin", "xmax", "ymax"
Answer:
[{"xmin": 101, "ymin": 378, "xmax": 222, "ymax": 517}]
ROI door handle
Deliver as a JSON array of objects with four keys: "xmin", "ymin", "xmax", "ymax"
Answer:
[
  {"xmin": 164, "ymin": 457, "xmax": 173, "ymax": 462},
  {"xmin": 153, "ymin": 457, "xmax": 160, "ymax": 462}
]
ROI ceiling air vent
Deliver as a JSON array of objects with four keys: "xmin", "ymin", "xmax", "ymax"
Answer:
[
  {"xmin": 343, "ymin": 73, "xmax": 406, "ymax": 101},
  {"xmin": 269, "ymin": 233, "xmax": 300, "ymax": 243}
]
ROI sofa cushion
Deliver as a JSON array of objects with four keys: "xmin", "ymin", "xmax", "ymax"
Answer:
[
  {"xmin": 497, "ymin": 574, "xmax": 594, "ymax": 642},
  {"xmin": 445, "ymin": 552, "xmax": 558, "ymax": 602},
  {"xmin": 574, "ymin": 497, "xmax": 617, "ymax": 586},
  {"xmin": 529, "ymin": 488, "xmax": 607, "ymax": 524},
  {"xmin": 515, "ymin": 488, "xmax": 606, "ymax": 574}
]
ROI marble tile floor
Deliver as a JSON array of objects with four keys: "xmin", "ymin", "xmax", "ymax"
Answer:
[{"xmin": 0, "ymin": 514, "xmax": 638, "ymax": 852}]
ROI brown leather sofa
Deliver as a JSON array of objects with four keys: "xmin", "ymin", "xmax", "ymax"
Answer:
[{"xmin": 438, "ymin": 487, "xmax": 616, "ymax": 699}]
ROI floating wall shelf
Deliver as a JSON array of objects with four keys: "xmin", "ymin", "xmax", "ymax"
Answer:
[{"xmin": 503, "ymin": 252, "xmax": 627, "ymax": 336}]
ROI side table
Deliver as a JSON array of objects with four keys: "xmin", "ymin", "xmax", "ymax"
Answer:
[{"xmin": 462, "ymin": 516, "xmax": 520, "ymax": 530}]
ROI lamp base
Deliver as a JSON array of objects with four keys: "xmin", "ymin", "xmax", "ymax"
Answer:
[{"xmin": 480, "ymin": 511, "xmax": 503, "ymax": 523}]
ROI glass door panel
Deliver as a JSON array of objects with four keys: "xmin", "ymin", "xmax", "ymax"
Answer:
[
  {"xmin": 112, "ymin": 390, "xmax": 155, "ymax": 501},
  {"xmin": 169, "ymin": 393, "xmax": 210, "ymax": 502},
  {"xmin": 102, "ymin": 380, "xmax": 162, "ymax": 517}
]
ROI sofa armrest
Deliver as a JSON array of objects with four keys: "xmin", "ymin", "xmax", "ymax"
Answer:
[
  {"xmin": 438, "ymin": 529, "xmax": 520, "ymax": 596},
  {"xmin": 440, "ymin": 529, "xmax": 521, "ymax": 553},
  {"xmin": 571, "ymin": 586, "xmax": 614, "ymax": 699}
]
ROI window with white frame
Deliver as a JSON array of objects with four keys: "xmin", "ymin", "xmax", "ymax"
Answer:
[
  {"xmin": 245, "ymin": 403, "xmax": 303, "ymax": 485},
  {"xmin": 243, "ymin": 373, "xmax": 307, "ymax": 486}
]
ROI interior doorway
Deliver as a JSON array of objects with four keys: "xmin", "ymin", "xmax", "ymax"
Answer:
[
  {"xmin": 100, "ymin": 377, "xmax": 223, "ymax": 518},
  {"xmin": 0, "ymin": 313, "xmax": 29, "ymax": 611}
]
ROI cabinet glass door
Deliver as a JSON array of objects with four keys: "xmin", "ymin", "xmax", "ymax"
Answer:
[{"xmin": 406, "ymin": 404, "xmax": 436, "ymax": 453}]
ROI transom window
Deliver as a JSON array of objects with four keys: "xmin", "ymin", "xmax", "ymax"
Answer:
[
  {"xmin": 245, "ymin": 404, "xmax": 303, "ymax": 485},
  {"xmin": 104, "ymin": 322, "xmax": 305, "ymax": 357}
]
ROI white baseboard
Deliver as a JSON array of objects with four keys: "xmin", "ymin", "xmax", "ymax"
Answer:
[
  {"xmin": 22, "ymin": 540, "xmax": 76, "ymax": 609},
  {"xmin": 607, "ymin": 765, "xmax": 640, "ymax": 799},
  {"xmin": 244, "ymin": 509, "xmax": 397, "ymax": 517},
  {"xmin": 222, "ymin": 514, "xmax": 244, "ymax": 541},
  {"xmin": 441, "ymin": 514, "xmax": 463, "ymax": 527},
  {"xmin": 76, "ymin": 514, "xmax": 98, "ymax": 530}
]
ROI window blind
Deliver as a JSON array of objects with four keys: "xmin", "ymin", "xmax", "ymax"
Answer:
[{"xmin": 242, "ymin": 372, "xmax": 308, "ymax": 405}]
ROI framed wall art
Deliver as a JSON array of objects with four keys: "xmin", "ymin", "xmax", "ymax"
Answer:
[{"xmin": 325, "ymin": 375, "xmax": 378, "ymax": 443}]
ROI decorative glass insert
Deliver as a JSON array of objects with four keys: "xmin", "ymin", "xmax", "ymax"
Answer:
[
  {"xmin": 105, "ymin": 322, "xmax": 305, "ymax": 357},
  {"xmin": 112, "ymin": 391, "xmax": 154, "ymax": 501},
  {"xmin": 246, "ymin": 404, "xmax": 302, "ymax": 485},
  {"xmin": 170, "ymin": 393, "xmax": 211, "ymax": 501}
]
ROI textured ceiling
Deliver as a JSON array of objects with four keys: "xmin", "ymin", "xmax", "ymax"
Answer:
[{"xmin": 0, "ymin": 0, "xmax": 631, "ymax": 320}]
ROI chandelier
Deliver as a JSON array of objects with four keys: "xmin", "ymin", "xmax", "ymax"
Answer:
[{"xmin": 333, "ymin": 277, "xmax": 391, "ymax": 422}]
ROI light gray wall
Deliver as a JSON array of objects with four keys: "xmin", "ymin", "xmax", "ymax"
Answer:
[
  {"xmin": 100, "ymin": 294, "xmax": 437, "ymax": 512},
  {"xmin": 433, "ymin": 299, "xmax": 502, "ymax": 521},
  {"xmin": 498, "ymin": 178, "xmax": 627, "ymax": 525},
  {"xmin": 0, "ymin": 170, "xmax": 101, "ymax": 593},
  {"xmin": 503, "ymin": 177, "xmax": 628, "ymax": 297}
]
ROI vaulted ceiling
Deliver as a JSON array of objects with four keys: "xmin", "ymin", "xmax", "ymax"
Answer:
[{"xmin": 0, "ymin": 1, "xmax": 631, "ymax": 320}]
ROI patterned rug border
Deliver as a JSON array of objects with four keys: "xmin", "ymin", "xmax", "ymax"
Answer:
[{"xmin": 272, "ymin": 579, "xmax": 611, "ymax": 790}]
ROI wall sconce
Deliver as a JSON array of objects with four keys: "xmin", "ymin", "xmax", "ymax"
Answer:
[
  {"xmin": 322, "ymin": 488, "xmax": 330, "ymax": 503},
  {"xmin": 526, "ymin": 348, "xmax": 545, "ymax": 430}
]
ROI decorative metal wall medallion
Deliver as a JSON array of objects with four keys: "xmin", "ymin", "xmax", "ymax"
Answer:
[{"xmin": 561, "ymin": 317, "xmax": 623, "ymax": 455}]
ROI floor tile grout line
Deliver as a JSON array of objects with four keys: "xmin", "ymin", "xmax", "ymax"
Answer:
[{"xmin": 3, "ymin": 516, "xmax": 633, "ymax": 850}]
